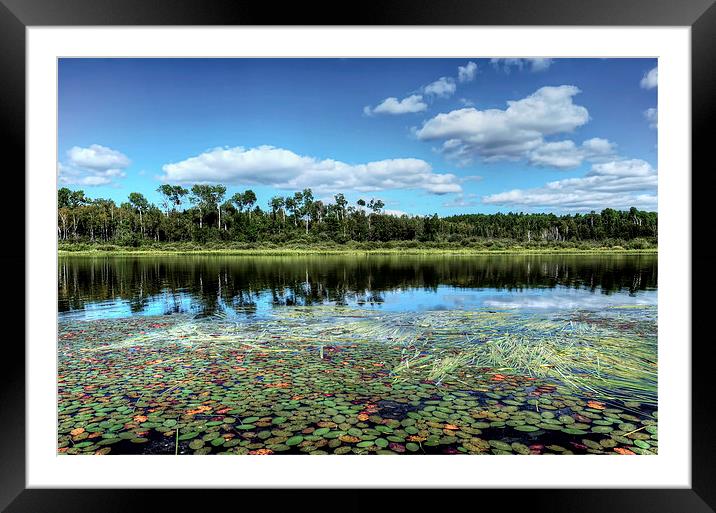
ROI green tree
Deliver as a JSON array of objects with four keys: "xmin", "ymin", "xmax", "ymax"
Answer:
[
  {"xmin": 286, "ymin": 193, "xmax": 301, "ymax": 227},
  {"xmin": 270, "ymin": 196, "xmax": 286, "ymax": 227},
  {"xmin": 242, "ymin": 190, "xmax": 257, "ymax": 220},
  {"xmin": 128, "ymin": 192, "xmax": 150, "ymax": 237},
  {"xmin": 56, "ymin": 184, "xmax": 657, "ymax": 249},
  {"xmin": 300, "ymin": 189, "xmax": 314, "ymax": 234},
  {"xmin": 191, "ymin": 185, "xmax": 226, "ymax": 229},
  {"xmin": 156, "ymin": 184, "xmax": 188, "ymax": 215},
  {"xmin": 334, "ymin": 193, "xmax": 348, "ymax": 237},
  {"xmin": 367, "ymin": 198, "xmax": 385, "ymax": 234}
]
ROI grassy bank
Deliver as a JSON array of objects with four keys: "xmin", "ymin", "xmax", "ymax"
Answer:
[{"xmin": 58, "ymin": 240, "xmax": 658, "ymax": 256}]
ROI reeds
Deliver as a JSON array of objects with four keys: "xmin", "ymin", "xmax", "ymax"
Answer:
[{"xmin": 91, "ymin": 303, "xmax": 657, "ymax": 406}]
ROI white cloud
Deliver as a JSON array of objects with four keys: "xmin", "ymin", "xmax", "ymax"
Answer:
[
  {"xmin": 588, "ymin": 159, "xmax": 655, "ymax": 177},
  {"xmin": 67, "ymin": 144, "xmax": 130, "ymax": 170},
  {"xmin": 581, "ymin": 137, "xmax": 615, "ymax": 155},
  {"xmin": 423, "ymin": 77, "xmax": 457, "ymax": 98},
  {"xmin": 644, "ymin": 107, "xmax": 658, "ymax": 129},
  {"xmin": 640, "ymin": 67, "xmax": 658, "ymax": 89},
  {"xmin": 482, "ymin": 159, "xmax": 657, "ymax": 211},
  {"xmin": 161, "ymin": 145, "xmax": 462, "ymax": 195},
  {"xmin": 366, "ymin": 63, "xmax": 472, "ymax": 117},
  {"xmin": 490, "ymin": 58, "xmax": 553, "ymax": 73},
  {"xmin": 416, "ymin": 85, "xmax": 590, "ymax": 165},
  {"xmin": 364, "ymin": 94, "xmax": 427, "ymax": 115},
  {"xmin": 528, "ymin": 141, "xmax": 584, "ymax": 168},
  {"xmin": 58, "ymin": 144, "xmax": 130, "ymax": 187},
  {"xmin": 458, "ymin": 61, "xmax": 478, "ymax": 83},
  {"xmin": 528, "ymin": 137, "xmax": 617, "ymax": 169},
  {"xmin": 529, "ymin": 58, "xmax": 553, "ymax": 72},
  {"xmin": 57, "ymin": 162, "xmax": 127, "ymax": 187}
]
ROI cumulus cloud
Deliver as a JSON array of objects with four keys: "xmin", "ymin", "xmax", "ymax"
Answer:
[
  {"xmin": 161, "ymin": 145, "xmax": 462, "ymax": 195},
  {"xmin": 581, "ymin": 137, "xmax": 615, "ymax": 155},
  {"xmin": 364, "ymin": 94, "xmax": 427, "ymax": 115},
  {"xmin": 527, "ymin": 141, "xmax": 585, "ymax": 169},
  {"xmin": 458, "ymin": 61, "xmax": 478, "ymax": 83},
  {"xmin": 528, "ymin": 137, "xmax": 617, "ymax": 169},
  {"xmin": 67, "ymin": 144, "xmax": 130, "ymax": 170},
  {"xmin": 644, "ymin": 107, "xmax": 658, "ymax": 129},
  {"xmin": 416, "ymin": 85, "xmax": 590, "ymax": 165},
  {"xmin": 365, "ymin": 62, "xmax": 475, "ymax": 116},
  {"xmin": 640, "ymin": 67, "xmax": 658, "ymax": 89},
  {"xmin": 490, "ymin": 58, "xmax": 553, "ymax": 73},
  {"xmin": 423, "ymin": 77, "xmax": 457, "ymax": 98},
  {"xmin": 482, "ymin": 159, "xmax": 657, "ymax": 211},
  {"xmin": 58, "ymin": 144, "xmax": 130, "ymax": 187}
]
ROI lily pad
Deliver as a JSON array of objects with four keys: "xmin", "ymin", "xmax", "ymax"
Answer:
[{"xmin": 285, "ymin": 435, "xmax": 304, "ymax": 446}]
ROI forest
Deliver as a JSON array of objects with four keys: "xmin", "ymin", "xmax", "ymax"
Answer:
[{"xmin": 57, "ymin": 185, "xmax": 658, "ymax": 250}]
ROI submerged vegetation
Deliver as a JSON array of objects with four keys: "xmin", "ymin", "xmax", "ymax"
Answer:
[
  {"xmin": 58, "ymin": 304, "xmax": 657, "ymax": 455},
  {"xmin": 58, "ymin": 186, "xmax": 657, "ymax": 251}
]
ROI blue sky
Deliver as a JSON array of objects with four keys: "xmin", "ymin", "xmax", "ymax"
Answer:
[{"xmin": 58, "ymin": 58, "xmax": 658, "ymax": 215}]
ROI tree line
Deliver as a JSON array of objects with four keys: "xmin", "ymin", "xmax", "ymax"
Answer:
[{"xmin": 57, "ymin": 185, "xmax": 657, "ymax": 246}]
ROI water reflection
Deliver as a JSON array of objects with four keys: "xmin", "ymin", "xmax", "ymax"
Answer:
[{"xmin": 58, "ymin": 254, "xmax": 657, "ymax": 320}]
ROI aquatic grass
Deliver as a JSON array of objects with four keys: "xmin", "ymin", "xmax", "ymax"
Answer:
[
  {"xmin": 57, "ymin": 303, "xmax": 657, "ymax": 455},
  {"xmin": 366, "ymin": 308, "xmax": 657, "ymax": 407},
  {"xmin": 428, "ymin": 353, "xmax": 474, "ymax": 384}
]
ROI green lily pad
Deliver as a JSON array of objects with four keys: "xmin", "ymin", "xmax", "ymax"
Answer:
[
  {"xmin": 511, "ymin": 442, "xmax": 530, "ymax": 455},
  {"xmin": 634, "ymin": 439, "xmax": 651, "ymax": 449},
  {"xmin": 189, "ymin": 439, "xmax": 205, "ymax": 450},
  {"xmin": 514, "ymin": 425, "xmax": 540, "ymax": 432},
  {"xmin": 561, "ymin": 428, "xmax": 588, "ymax": 435},
  {"xmin": 488, "ymin": 440, "xmax": 512, "ymax": 451},
  {"xmin": 285, "ymin": 435, "xmax": 304, "ymax": 446}
]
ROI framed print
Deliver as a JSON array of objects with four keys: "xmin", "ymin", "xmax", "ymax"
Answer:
[{"xmin": 2, "ymin": 0, "xmax": 715, "ymax": 510}]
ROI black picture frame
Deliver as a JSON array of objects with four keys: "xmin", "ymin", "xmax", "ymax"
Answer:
[{"xmin": 2, "ymin": 0, "xmax": 713, "ymax": 511}]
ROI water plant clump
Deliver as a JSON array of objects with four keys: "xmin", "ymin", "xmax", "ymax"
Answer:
[{"xmin": 57, "ymin": 305, "xmax": 657, "ymax": 455}]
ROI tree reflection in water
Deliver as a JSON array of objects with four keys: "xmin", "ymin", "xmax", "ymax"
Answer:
[{"xmin": 58, "ymin": 254, "xmax": 657, "ymax": 318}]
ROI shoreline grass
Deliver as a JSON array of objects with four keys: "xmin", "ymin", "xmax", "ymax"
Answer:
[{"xmin": 58, "ymin": 243, "xmax": 657, "ymax": 256}]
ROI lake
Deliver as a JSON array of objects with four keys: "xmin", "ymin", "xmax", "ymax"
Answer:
[
  {"xmin": 58, "ymin": 254, "xmax": 657, "ymax": 320},
  {"xmin": 57, "ymin": 254, "xmax": 658, "ymax": 455}
]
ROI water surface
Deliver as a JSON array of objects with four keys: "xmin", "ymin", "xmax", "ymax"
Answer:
[
  {"xmin": 58, "ymin": 254, "xmax": 657, "ymax": 320},
  {"xmin": 57, "ymin": 254, "xmax": 659, "ymax": 456}
]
